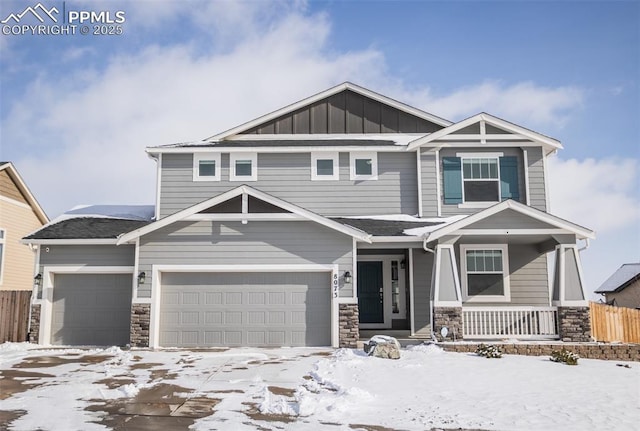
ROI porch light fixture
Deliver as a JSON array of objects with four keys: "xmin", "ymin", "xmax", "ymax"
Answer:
[
  {"xmin": 343, "ymin": 271, "xmax": 352, "ymax": 284},
  {"xmin": 137, "ymin": 271, "xmax": 146, "ymax": 286},
  {"xmin": 34, "ymin": 273, "xmax": 42, "ymax": 287},
  {"xmin": 400, "ymin": 259, "xmax": 406, "ymax": 269}
]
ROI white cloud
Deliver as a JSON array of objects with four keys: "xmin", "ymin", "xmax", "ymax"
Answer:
[
  {"xmin": 2, "ymin": 2, "xmax": 591, "ymax": 220},
  {"xmin": 391, "ymin": 81, "xmax": 585, "ymax": 127},
  {"xmin": 547, "ymin": 156, "xmax": 640, "ymax": 233}
]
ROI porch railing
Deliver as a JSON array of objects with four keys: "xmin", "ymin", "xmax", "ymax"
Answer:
[{"xmin": 462, "ymin": 306, "xmax": 559, "ymax": 340}]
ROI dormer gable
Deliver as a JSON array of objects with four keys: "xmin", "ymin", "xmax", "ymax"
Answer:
[
  {"xmin": 407, "ymin": 112, "xmax": 562, "ymax": 155},
  {"xmin": 207, "ymin": 82, "xmax": 452, "ymax": 141}
]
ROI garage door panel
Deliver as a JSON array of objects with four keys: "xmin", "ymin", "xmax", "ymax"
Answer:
[
  {"xmin": 159, "ymin": 272, "xmax": 331, "ymax": 347},
  {"xmin": 51, "ymin": 274, "xmax": 131, "ymax": 346}
]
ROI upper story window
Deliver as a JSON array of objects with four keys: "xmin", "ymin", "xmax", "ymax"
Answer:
[
  {"xmin": 230, "ymin": 153, "xmax": 257, "ymax": 181},
  {"xmin": 0, "ymin": 229, "xmax": 5, "ymax": 285},
  {"xmin": 311, "ymin": 152, "xmax": 339, "ymax": 181},
  {"xmin": 462, "ymin": 157, "xmax": 499, "ymax": 202},
  {"xmin": 193, "ymin": 153, "xmax": 221, "ymax": 182},
  {"xmin": 350, "ymin": 152, "xmax": 378, "ymax": 181},
  {"xmin": 443, "ymin": 152, "xmax": 519, "ymax": 206},
  {"xmin": 461, "ymin": 244, "xmax": 510, "ymax": 302}
]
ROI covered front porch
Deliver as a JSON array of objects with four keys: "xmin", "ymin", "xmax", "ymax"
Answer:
[{"xmin": 338, "ymin": 200, "xmax": 595, "ymax": 346}]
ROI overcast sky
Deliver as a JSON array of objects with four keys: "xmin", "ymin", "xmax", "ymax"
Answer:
[{"xmin": 1, "ymin": 0, "xmax": 638, "ymax": 296}]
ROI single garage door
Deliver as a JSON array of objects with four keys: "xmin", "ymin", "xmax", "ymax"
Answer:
[
  {"xmin": 51, "ymin": 273, "xmax": 132, "ymax": 346},
  {"xmin": 159, "ymin": 272, "xmax": 331, "ymax": 347}
]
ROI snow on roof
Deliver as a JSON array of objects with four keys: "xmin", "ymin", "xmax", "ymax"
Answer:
[
  {"xmin": 65, "ymin": 204, "xmax": 155, "ymax": 221},
  {"xmin": 595, "ymin": 263, "xmax": 640, "ymax": 293},
  {"xmin": 403, "ymin": 215, "xmax": 468, "ymax": 236}
]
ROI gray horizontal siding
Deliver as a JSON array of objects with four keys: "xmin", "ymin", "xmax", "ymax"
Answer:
[
  {"xmin": 40, "ymin": 245, "xmax": 135, "ymax": 267},
  {"xmin": 438, "ymin": 147, "xmax": 527, "ymax": 217},
  {"xmin": 159, "ymin": 152, "xmax": 418, "ymax": 218},
  {"xmin": 457, "ymin": 244, "xmax": 550, "ymax": 306},
  {"xmin": 138, "ymin": 220, "xmax": 353, "ymax": 298},
  {"xmin": 464, "ymin": 209, "xmax": 556, "ymax": 230},
  {"xmin": 526, "ymin": 147, "xmax": 547, "ymax": 211},
  {"xmin": 412, "ymin": 249, "xmax": 433, "ymax": 335},
  {"xmin": 420, "ymin": 149, "xmax": 438, "ymax": 217}
]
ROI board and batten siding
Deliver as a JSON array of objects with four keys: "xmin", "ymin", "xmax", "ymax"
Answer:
[
  {"xmin": 241, "ymin": 90, "xmax": 444, "ymax": 135},
  {"xmin": 456, "ymin": 243, "xmax": 550, "ymax": 306},
  {"xmin": 137, "ymin": 220, "xmax": 353, "ymax": 298},
  {"xmin": 159, "ymin": 152, "xmax": 418, "ymax": 218},
  {"xmin": 39, "ymin": 245, "xmax": 135, "ymax": 268}
]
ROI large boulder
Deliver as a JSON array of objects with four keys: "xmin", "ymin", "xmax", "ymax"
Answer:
[{"xmin": 363, "ymin": 335, "xmax": 401, "ymax": 360}]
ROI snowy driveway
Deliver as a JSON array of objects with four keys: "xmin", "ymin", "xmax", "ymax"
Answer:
[{"xmin": 0, "ymin": 342, "xmax": 638, "ymax": 431}]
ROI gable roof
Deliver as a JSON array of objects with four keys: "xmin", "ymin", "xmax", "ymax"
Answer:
[
  {"xmin": 117, "ymin": 185, "xmax": 372, "ymax": 244},
  {"xmin": 206, "ymin": 82, "xmax": 452, "ymax": 141},
  {"xmin": 423, "ymin": 199, "xmax": 594, "ymax": 242},
  {"xmin": 0, "ymin": 162, "xmax": 48, "ymax": 224},
  {"xmin": 595, "ymin": 263, "xmax": 640, "ymax": 294},
  {"xmin": 406, "ymin": 112, "xmax": 562, "ymax": 153}
]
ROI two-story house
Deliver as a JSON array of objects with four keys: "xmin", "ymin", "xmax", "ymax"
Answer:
[{"xmin": 23, "ymin": 83, "xmax": 594, "ymax": 348}]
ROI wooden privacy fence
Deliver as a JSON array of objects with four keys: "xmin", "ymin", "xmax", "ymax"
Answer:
[
  {"xmin": 590, "ymin": 301, "xmax": 640, "ymax": 344},
  {"xmin": 0, "ymin": 291, "xmax": 31, "ymax": 343}
]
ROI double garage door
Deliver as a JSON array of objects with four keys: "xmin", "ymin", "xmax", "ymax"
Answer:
[
  {"xmin": 51, "ymin": 273, "xmax": 132, "ymax": 346},
  {"xmin": 159, "ymin": 272, "xmax": 331, "ymax": 347}
]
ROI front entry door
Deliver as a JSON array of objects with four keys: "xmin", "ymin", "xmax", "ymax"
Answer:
[{"xmin": 357, "ymin": 261, "xmax": 384, "ymax": 324}]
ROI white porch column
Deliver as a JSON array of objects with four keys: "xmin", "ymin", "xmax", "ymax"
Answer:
[
  {"xmin": 431, "ymin": 244, "xmax": 463, "ymax": 341},
  {"xmin": 552, "ymin": 244, "xmax": 592, "ymax": 342}
]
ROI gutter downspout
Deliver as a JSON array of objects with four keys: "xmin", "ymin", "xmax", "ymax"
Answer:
[
  {"xmin": 422, "ymin": 235, "xmax": 435, "ymax": 254},
  {"xmin": 578, "ymin": 238, "xmax": 590, "ymax": 252}
]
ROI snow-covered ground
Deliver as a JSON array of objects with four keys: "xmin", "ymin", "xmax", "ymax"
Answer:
[{"xmin": 0, "ymin": 342, "xmax": 638, "ymax": 430}]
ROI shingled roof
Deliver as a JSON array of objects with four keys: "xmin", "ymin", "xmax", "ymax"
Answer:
[
  {"xmin": 595, "ymin": 263, "xmax": 640, "ymax": 294},
  {"xmin": 331, "ymin": 217, "xmax": 444, "ymax": 237},
  {"xmin": 24, "ymin": 217, "xmax": 150, "ymax": 240}
]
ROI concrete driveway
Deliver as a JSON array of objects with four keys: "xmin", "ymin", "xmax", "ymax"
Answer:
[{"xmin": 0, "ymin": 345, "xmax": 339, "ymax": 431}]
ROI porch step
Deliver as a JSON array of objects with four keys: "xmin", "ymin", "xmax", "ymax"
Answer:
[{"xmin": 357, "ymin": 329, "xmax": 433, "ymax": 349}]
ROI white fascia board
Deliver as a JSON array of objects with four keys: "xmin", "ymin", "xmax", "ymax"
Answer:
[
  {"xmin": 425, "ymin": 200, "xmax": 595, "ymax": 243},
  {"xmin": 407, "ymin": 113, "xmax": 562, "ymax": 151},
  {"xmin": 206, "ymin": 82, "xmax": 451, "ymax": 141},
  {"xmin": 369, "ymin": 236, "xmax": 422, "ymax": 243},
  {"xmin": 0, "ymin": 163, "xmax": 49, "ymax": 224},
  {"xmin": 117, "ymin": 185, "xmax": 372, "ymax": 244},
  {"xmin": 147, "ymin": 145, "xmax": 406, "ymax": 154},
  {"xmin": 20, "ymin": 239, "xmax": 119, "ymax": 245}
]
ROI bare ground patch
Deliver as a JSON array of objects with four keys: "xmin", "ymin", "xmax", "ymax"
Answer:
[
  {"xmin": 87, "ymin": 383, "xmax": 220, "ymax": 430},
  {"xmin": 0, "ymin": 370, "xmax": 54, "ymax": 400},
  {"xmin": 0, "ymin": 409, "xmax": 27, "ymax": 430}
]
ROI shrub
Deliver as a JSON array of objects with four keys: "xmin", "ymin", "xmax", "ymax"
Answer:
[
  {"xmin": 550, "ymin": 349, "xmax": 579, "ymax": 365},
  {"xmin": 476, "ymin": 343, "xmax": 502, "ymax": 359}
]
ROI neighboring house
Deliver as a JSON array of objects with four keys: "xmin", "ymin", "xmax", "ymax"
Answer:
[
  {"xmin": 0, "ymin": 162, "xmax": 48, "ymax": 291},
  {"xmin": 595, "ymin": 263, "xmax": 640, "ymax": 309},
  {"xmin": 22, "ymin": 83, "xmax": 594, "ymax": 348}
]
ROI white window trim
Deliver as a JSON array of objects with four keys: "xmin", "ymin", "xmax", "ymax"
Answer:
[
  {"xmin": 0, "ymin": 228, "xmax": 5, "ymax": 285},
  {"xmin": 350, "ymin": 151, "xmax": 378, "ymax": 181},
  {"xmin": 460, "ymin": 244, "xmax": 511, "ymax": 303},
  {"xmin": 457, "ymin": 152, "xmax": 504, "ymax": 207},
  {"xmin": 230, "ymin": 153, "xmax": 257, "ymax": 182},
  {"xmin": 193, "ymin": 153, "xmax": 221, "ymax": 182},
  {"xmin": 311, "ymin": 152, "xmax": 339, "ymax": 181}
]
